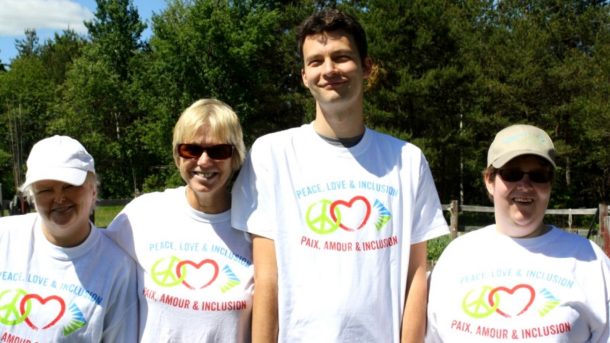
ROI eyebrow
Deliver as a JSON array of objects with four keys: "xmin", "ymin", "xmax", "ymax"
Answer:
[{"xmin": 305, "ymin": 49, "xmax": 355, "ymax": 61}]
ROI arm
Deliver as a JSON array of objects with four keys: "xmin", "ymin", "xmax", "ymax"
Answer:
[
  {"xmin": 251, "ymin": 235, "xmax": 278, "ymax": 343},
  {"xmin": 401, "ymin": 241, "xmax": 428, "ymax": 343}
]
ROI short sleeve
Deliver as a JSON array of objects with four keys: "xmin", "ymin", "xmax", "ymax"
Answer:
[{"xmin": 231, "ymin": 138, "xmax": 276, "ymax": 240}]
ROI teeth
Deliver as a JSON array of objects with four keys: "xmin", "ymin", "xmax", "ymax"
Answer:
[
  {"xmin": 513, "ymin": 197, "xmax": 532, "ymax": 203},
  {"xmin": 195, "ymin": 171, "xmax": 215, "ymax": 178}
]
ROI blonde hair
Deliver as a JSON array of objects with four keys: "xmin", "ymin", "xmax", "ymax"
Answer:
[{"xmin": 172, "ymin": 99, "xmax": 246, "ymax": 171}]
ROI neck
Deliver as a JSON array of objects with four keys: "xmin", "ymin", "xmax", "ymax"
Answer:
[
  {"xmin": 496, "ymin": 221, "xmax": 549, "ymax": 238},
  {"xmin": 41, "ymin": 221, "xmax": 91, "ymax": 248},
  {"xmin": 186, "ymin": 187, "xmax": 230, "ymax": 214},
  {"xmin": 313, "ymin": 102, "xmax": 364, "ymax": 139}
]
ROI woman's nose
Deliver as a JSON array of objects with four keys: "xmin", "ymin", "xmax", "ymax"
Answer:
[
  {"xmin": 197, "ymin": 151, "xmax": 213, "ymax": 165},
  {"xmin": 53, "ymin": 190, "xmax": 66, "ymax": 203}
]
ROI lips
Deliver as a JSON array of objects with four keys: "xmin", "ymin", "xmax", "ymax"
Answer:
[
  {"xmin": 48, "ymin": 204, "xmax": 76, "ymax": 225},
  {"xmin": 51, "ymin": 204, "xmax": 74, "ymax": 215},
  {"xmin": 512, "ymin": 196, "xmax": 533, "ymax": 204},
  {"xmin": 319, "ymin": 78, "xmax": 347, "ymax": 88},
  {"xmin": 193, "ymin": 170, "xmax": 218, "ymax": 180}
]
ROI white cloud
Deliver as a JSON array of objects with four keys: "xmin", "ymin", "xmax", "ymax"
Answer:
[{"xmin": 0, "ymin": 0, "xmax": 94, "ymax": 36}]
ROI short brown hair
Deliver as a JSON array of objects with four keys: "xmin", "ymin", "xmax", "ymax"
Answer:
[{"xmin": 297, "ymin": 9, "xmax": 368, "ymax": 66}]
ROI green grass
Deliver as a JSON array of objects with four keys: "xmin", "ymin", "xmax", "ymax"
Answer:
[
  {"xmin": 427, "ymin": 235, "xmax": 451, "ymax": 261},
  {"xmin": 94, "ymin": 205, "xmax": 124, "ymax": 228}
]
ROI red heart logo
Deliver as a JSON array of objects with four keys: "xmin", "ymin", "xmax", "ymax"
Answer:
[
  {"xmin": 176, "ymin": 259, "xmax": 219, "ymax": 289},
  {"xmin": 488, "ymin": 284, "xmax": 535, "ymax": 317},
  {"xmin": 330, "ymin": 196, "xmax": 371, "ymax": 231},
  {"xmin": 20, "ymin": 294, "xmax": 65, "ymax": 330}
]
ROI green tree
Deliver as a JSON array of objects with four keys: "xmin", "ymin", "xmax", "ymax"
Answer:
[
  {"xmin": 0, "ymin": 29, "xmax": 87, "ymax": 198},
  {"xmin": 2, "ymin": 0, "xmax": 609, "ymax": 208},
  {"xmin": 39, "ymin": 30, "xmax": 87, "ymax": 84},
  {"xmin": 362, "ymin": 0, "xmax": 477, "ymax": 202},
  {"xmin": 133, "ymin": 0, "xmax": 308, "ymax": 191},
  {"xmin": 53, "ymin": 0, "xmax": 147, "ymax": 198},
  {"xmin": 85, "ymin": 0, "xmax": 146, "ymax": 80},
  {"xmin": 0, "ymin": 57, "xmax": 53, "ymax": 193},
  {"xmin": 15, "ymin": 29, "xmax": 40, "ymax": 57},
  {"xmin": 468, "ymin": 0, "xmax": 610, "ymax": 206}
]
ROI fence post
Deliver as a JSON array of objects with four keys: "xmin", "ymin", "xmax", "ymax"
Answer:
[
  {"xmin": 450, "ymin": 200, "xmax": 459, "ymax": 239},
  {"xmin": 599, "ymin": 203, "xmax": 609, "ymax": 257}
]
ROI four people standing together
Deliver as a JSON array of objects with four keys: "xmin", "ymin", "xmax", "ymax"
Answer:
[{"xmin": 0, "ymin": 7, "xmax": 608, "ymax": 343}]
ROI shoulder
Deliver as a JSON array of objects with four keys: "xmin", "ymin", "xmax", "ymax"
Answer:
[
  {"xmin": 549, "ymin": 226, "xmax": 607, "ymax": 259},
  {"xmin": 367, "ymin": 127, "xmax": 418, "ymax": 147},
  {"xmin": 0, "ymin": 213, "xmax": 37, "ymax": 233},
  {"xmin": 123, "ymin": 187, "xmax": 184, "ymax": 210},
  {"xmin": 431, "ymin": 226, "xmax": 494, "ymax": 273},
  {"xmin": 444, "ymin": 225, "xmax": 494, "ymax": 251},
  {"xmin": 251, "ymin": 125, "xmax": 310, "ymax": 150},
  {"xmin": 95, "ymin": 228, "xmax": 136, "ymax": 265},
  {"xmin": 245, "ymin": 125, "xmax": 311, "ymax": 171},
  {"xmin": 365, "ymin": 128, "xmax": 425, "ymax": 159},
  {"xmin": 107, "ymin": 188, "xmax": 184, "ymax": 232}
]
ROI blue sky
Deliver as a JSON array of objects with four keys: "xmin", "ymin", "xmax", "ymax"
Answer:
[{"xmin": 0, "ymin": 0, "xmax": 168, "ymax": 64}]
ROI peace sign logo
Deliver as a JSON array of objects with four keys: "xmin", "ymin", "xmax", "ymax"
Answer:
[
  {"xmin": 306, "ymin": 199, "xmax": 341, "ymax": 235},
  {"xmin": 20, "ymin": 294, "xmax": 65, "ymax": 330},
  {"xmin": 462, "ymin": 286, "xmax": 499, "ymax": 319},
  {"xmin": 488, "ymin": 284, "xmax": 535, "ymax": 317},
  {"xmin": 151, "ymin": 255, "xmax": 187, "ymax": 287},
  {"xmin": 330, "ymin": 196, "xmax": 371, "ymax": 232},
  {"xmin": 0, "ymin": 288, "xmax": 30, "ymax": 326},
  {"xmin": 176, "ymin": 259, "xmax": 219, "ymax": 289}
]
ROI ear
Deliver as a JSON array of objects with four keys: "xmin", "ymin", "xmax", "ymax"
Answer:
[
  {"xmin": 89, "ymin": 180, "xmax": 98, "ymax": 212},
  {"xmin": 484, "ymin": 173, "xmax": 495, "ymax": 199},
  {"xmin": 362, "ymin": 57, "xmax": 373, "ymax": 80},
  {"xmin": 301, "ymin": 68, "xmax": 309, "ymax": 89}
]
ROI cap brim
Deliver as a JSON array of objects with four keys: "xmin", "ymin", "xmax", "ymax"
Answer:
[
  {"xmin": 22, "ymin": 167, "xmax": 88, "ymax": 189},
  {"xmin": 491, "ymin": 150, "xmax": 556, "ymax": 168}
]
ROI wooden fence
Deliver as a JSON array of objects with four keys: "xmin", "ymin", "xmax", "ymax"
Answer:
[{"xmin": 443, "ymin": 201, "xmax": 610, "ymax": 257}]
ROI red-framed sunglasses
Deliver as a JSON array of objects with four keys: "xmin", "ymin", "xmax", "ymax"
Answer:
[{"xmin": 177, "ymin": 144, "xmax": 234, "ymax": 160}]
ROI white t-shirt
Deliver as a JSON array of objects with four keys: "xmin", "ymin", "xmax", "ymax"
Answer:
[
  {"xmin": 105, "ymin": 187, "xmax": 253, "ymax": 343},
  {"xmin": 0, "ymin": 213, "xmax": 138, "ymax": 342},
  {"xmin": 426, "ymin": 224, "xmax": 610, "ymax": 342},
  {"xmin": 232, "ymin": 123, "xmax": 449, "ymax": 342}
]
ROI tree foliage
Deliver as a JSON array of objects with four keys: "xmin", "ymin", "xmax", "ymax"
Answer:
[{"xmin": 1, "ymin": 0, "xmax": 610, "ymax": 208}]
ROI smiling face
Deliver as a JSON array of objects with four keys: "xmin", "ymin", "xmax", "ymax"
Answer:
[
  {"xmin": 485, "ymin": 155, "xmax": 553, "ymax": 238},
  {"xmin": 176, "ymin": 124, "xmax": 233, "ymax": 213},
  {"xmin": 301, "ymin": 30, "xmax": 371, "ymax": 116},
  {"xmin": 32, "ymin": 174, "xmax": 96, "ymax": 247}
]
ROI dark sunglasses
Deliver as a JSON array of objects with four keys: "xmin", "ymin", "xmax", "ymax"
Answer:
[
  {"xmin": 497, "ymin": 168, "xmax": 553, "ymax": 183},
  {"xmin": 177, "ymin": 143, "xmax": 233, "ymax": 160}
]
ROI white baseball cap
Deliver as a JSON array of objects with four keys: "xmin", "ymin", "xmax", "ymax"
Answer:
[
  {"xmin": 22, "ymin": 135, "xmax": 95, "ymax": 189},
  {"xmin": 487, "ymin": 124, "xmax": 556, "ymax": 168}
]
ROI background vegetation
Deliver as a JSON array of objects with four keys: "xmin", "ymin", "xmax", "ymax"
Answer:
[{"xmin": 1, "ymin": 0, "xmax": 610, "ymax": 214}]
